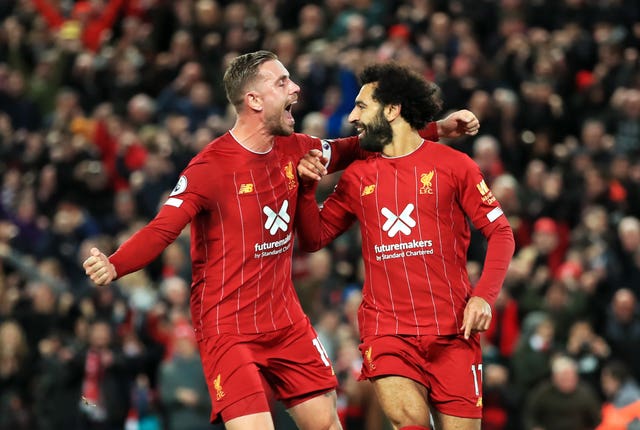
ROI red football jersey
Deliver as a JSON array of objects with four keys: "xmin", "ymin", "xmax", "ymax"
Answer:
[
  {"xmin": 110, "ymin": 132, "xmax": 363, "ymax": 337},
  {"xmin": 108, "ymin": 123, "xmax": 439, "ymax": 338},
  {"xmin": 297, "ymin": 140, "xmax": 513, "ymax": 337}
]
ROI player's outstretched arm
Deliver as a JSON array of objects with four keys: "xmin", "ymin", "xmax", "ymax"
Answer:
[
  {"xmin": 299, "ymin": 110, "xmax": 480, "ymax": 184},
  {"xmin": 83, "ymin": 247, "xmax": 117, "ymax": 286},
  {"xmin": 436, "ymin": 109, "xmax": 480, "ymax": 138}
]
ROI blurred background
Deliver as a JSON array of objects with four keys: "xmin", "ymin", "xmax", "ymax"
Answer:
[{"xmin": 1, "ymin": 0, "xmax": 640, "ymax": 429}]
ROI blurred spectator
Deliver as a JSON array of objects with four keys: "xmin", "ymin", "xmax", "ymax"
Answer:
[
  {"xmin": 73, "ymin": 320, "xmax": 140, "ymax": 430},
  {"xmin": 0, "ymin": 320, "xmax": 31, "ymax": 430},
  {"xmin": 296, "ymin": 4, "xmax": 326, "ymax": 49},
  {"xmin": 146, "ymin": 276, "xmax": 191, "ymax": 361},
  {"xmin": 511, "ymin": 217, "xmax": 563, "ymax": 311},
  {"xmin": 565, "ymin": 319, "xmax": 611, "ymax": 389},
  {"xmin": 0, "ymin": 0, "xmax": 640, "ymax": 428},
  {"xmin": 295, "ymin": 248, "xmax": 335, "ymax": 323},
  {"xmin": 32, "ymin": 0, "xmax": 126, "ymax": 52},
  {"xmin": 523, "ymin": 355, "xmax": 601, "ymax": 430},
  {"xmin": 612, "ymin": 88, "xmax": 640, "ymax": 157},
  {"xmin": 13, "ymin": 281, "xmax": 62, "ymax": 353},
  {"xmin": 608, "ymin": 216, "xmax": 640, "ymax": 296},
  {"xmin": 482, "ymin": 363, "xmax": 518, "ymax": 430},
  {"xmin": 158, "ymin": 322, "xmax": 213, "ymax": 430},
  {"xmin": 603, "ymin": 288, "xmax": 640, "ymax": 380},
  {"xmin": 473, "ymin": 134, "xmax": 505, "ymax": 186},
  {"xmin": 511, "ymin": 312, "xmax": 558, "ymax": 403},
  {"xmin": 127, "ymin": 373, "xmax": 162, "ymax": 430},
  {"xmin": 156, "ymin": 62, "xmax": 203, "ymax": 121},
  {"xmin": 481, "ymin": 288, "xmax": 520, "ymax": 365},
  {"xmin": 597, "ymin": 360, "xmax": 640, "ymax": 430},
  {"xmin": 0, "ymin": 68, "xmax": 41, "ymax": 131}
]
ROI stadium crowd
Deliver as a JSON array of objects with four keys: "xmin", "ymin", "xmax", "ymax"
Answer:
[{"xmin": 0, "ymin": 0, "xmax": 640, "ymax": 429}]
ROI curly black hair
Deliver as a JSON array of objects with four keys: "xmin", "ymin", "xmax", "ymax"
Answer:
[{"xmin": 359, "ymin": 63, "xmax": 442, "ymax": 130}]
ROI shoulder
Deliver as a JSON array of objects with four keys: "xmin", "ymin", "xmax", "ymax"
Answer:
[
  {"xmin": 428, "ymin": 141, "xmax": 473, "ymax": 162},
  {"xmin": 196, "ymin": 132, "xmax": 234, "ymax": 159},
  {"xmin": 182, "ymin": 134, "xmax": 234, "ymax": 176},
  {"xmin": 424, "ymin": 141, "xmax": 478, "ymax": 173},
  {"xmin": 276, "ymin": 133, "xmax": 322, "ymax": 153}
]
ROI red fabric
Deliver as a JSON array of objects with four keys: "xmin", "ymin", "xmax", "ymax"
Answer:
[
  {"xmin": 123, "ymin": 144, "xmax": 148, "ymax": 170},
  {"xmin": 31, "ymin": 0, "xmax": 64, "ymax": 27},
  {"xmin": 110, "ymin": 131, "xmax": 376, "ymax": 337},
  {"xmin": 337, "ymin": 405, "xmax": 364, "ymax": 427},
  {"xmin": 296, "ymin": 140, "xmax": 514, "ymax": 336},
  {"xmin": 526, "ymin": 218, "xmax": 570, "ymax": 277},
  {"xmin": 549, "ymin": 222, "xmax": 570, "ymax": 277},
  {"xmin": 388, "ymin": 24, "xmax": 411, "ymax": 41},
  {"xmin": 81, "ymin": 351, "xmax": 103, "ymax": 404},
  {"xmin": 475, "ymin": 220, "xmax": 517, "ymax": 306},
  {"xmin": 483, "ymin": 407, "xmax": 508, "ymax": 430},
  {"xmin": 32, "ymin": 0, "xmax": 126, "ymax": 51},
  {"xmin": 576, "ymin": 70, "xmax": 595, "ymax": 92},
  {"xmin": 91, "ymin": 120, "xmax": 147, "ymax": 191},
  {"xmin": 533, "ymin": 217, "xmax": 558, "ymax": 234},
  {"xmin": 197, "ymin": 317, "xmax": 337, "ymax": 423},
  {"xmin": 92, "ymin": 120, "xmax": 118, "ymax": 187},
  {"xmin": 419, "ymin": 121, "xmax": 439, "ymax": 141},
  {"xmin": 218, "ymin": 392, "xmax": 271, "ymax": 423},
  {"xmin": 359, "ymin": 334, "xmax": 483, "ymax": 419},
  {"xmin": 609, "ymin": 180, "xmax": 627, "ymax": 202},
  {"xmin": 596, "ymin": 401, "xmax": 640, "ymax": 430},
  {"xmin": 483, "ymin": 298, "xmax": 520, "ymax": 358}
]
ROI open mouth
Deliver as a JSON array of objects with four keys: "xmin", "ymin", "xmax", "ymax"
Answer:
[
  {"xmin": 285, "ymin": 100, "xmax": 296, "ymax": 112},
  {"xmin": 284, "ymin": 101, "xmax": 296, "ymax": 124}
]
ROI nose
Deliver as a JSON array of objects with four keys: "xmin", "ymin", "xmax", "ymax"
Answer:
[
  {"xmin": 290, "ymin": 80, "xmax": 301, "ymax": 95},
  {"xmin": 348, "ymin": 107, "xmax": 359, "ymax": 123}
]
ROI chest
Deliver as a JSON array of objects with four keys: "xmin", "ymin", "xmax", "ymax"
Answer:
[
  {"xmin": 352, "ymin": 163, "xmax": 458, "ymax": 214},
  {"xmin": 209, "ymin": 154, "xmax": 300, "ymax": 234}
]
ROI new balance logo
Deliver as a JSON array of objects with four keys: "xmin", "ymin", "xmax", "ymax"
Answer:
[
  {"xmin": 361, "ymin": 184, "xmax": 375, "ymax": 196},
  {"xmin": 381, "ymin": 204, "xmax": 416, "ymax": 237},
  {"xmin": 263, "ymin": 200, "xmax": 290, "ymax": 235}
]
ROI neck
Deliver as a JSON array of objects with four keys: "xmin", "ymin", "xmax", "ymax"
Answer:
[
  {"xmin": 382, "ymin": 124, "xmax": 424, "ymax": 157},
  {"xmin": 231, "ymin": 115, "xmax": 275, "ymax": 152}
]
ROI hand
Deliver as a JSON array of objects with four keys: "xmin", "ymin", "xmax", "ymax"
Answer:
[
  {"xmin": 297, "ymin": 149, "xmax": 328, "ymax": 182},
  {"xmin": 176, "ymin": 388, "xmax": 199, "ymax": 406},
  {"xmin": 461, "ymin": 296, "xmax": 492, "ymax": 339},
  {"xmin": 83, "ymin": 247, "xmax": 117, "ymax": 286},
  {"xmin": 437, "ymin": 109, "xmax": 480, "ymax": 138}
]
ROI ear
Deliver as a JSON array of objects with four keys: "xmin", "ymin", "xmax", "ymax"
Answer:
[
  {"xmin": 246, "ymin": 91, "xmax": 263, "ymax": 112},
  {"xmin": 384, "ymin": 104, "xmax": 401, "ymax": 122}
]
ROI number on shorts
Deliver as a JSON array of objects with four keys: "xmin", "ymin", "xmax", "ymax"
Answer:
[
  {"xmin": 471, "ymin": 363, "xmax": 483, "ymax": 396},
  {"xmin": 312, "ymin": 337, "xmax": 330, "ymax": 366}
]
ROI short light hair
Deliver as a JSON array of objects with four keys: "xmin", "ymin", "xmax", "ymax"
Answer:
[
  {"xmin": 551, "ymin": 355, "xmax": 577, "ymax": 374},
  {"xmin": 618, "ymin": 216, "xmax": 640, "ymax": 236},
  {"xmin": 223, "ymin": 50, "xmax": 278, "ymax": 110}
]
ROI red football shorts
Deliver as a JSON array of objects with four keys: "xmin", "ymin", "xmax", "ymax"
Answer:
[
  {"xmin": 197, "ymin": 317, "xmax": 338, "ymax": 423},
  {"xmin": 359, "ymin": 334, "xmax": 483, "ymax": 418}
]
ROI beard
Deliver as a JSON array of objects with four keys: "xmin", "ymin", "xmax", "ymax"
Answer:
[
  {"xmin": 358, "ymin": 109, "xmax": 393, "ymax": 152},
  {"xmin": 265, "ymin": 109, "xmax": 294, "ymax": 136}
]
